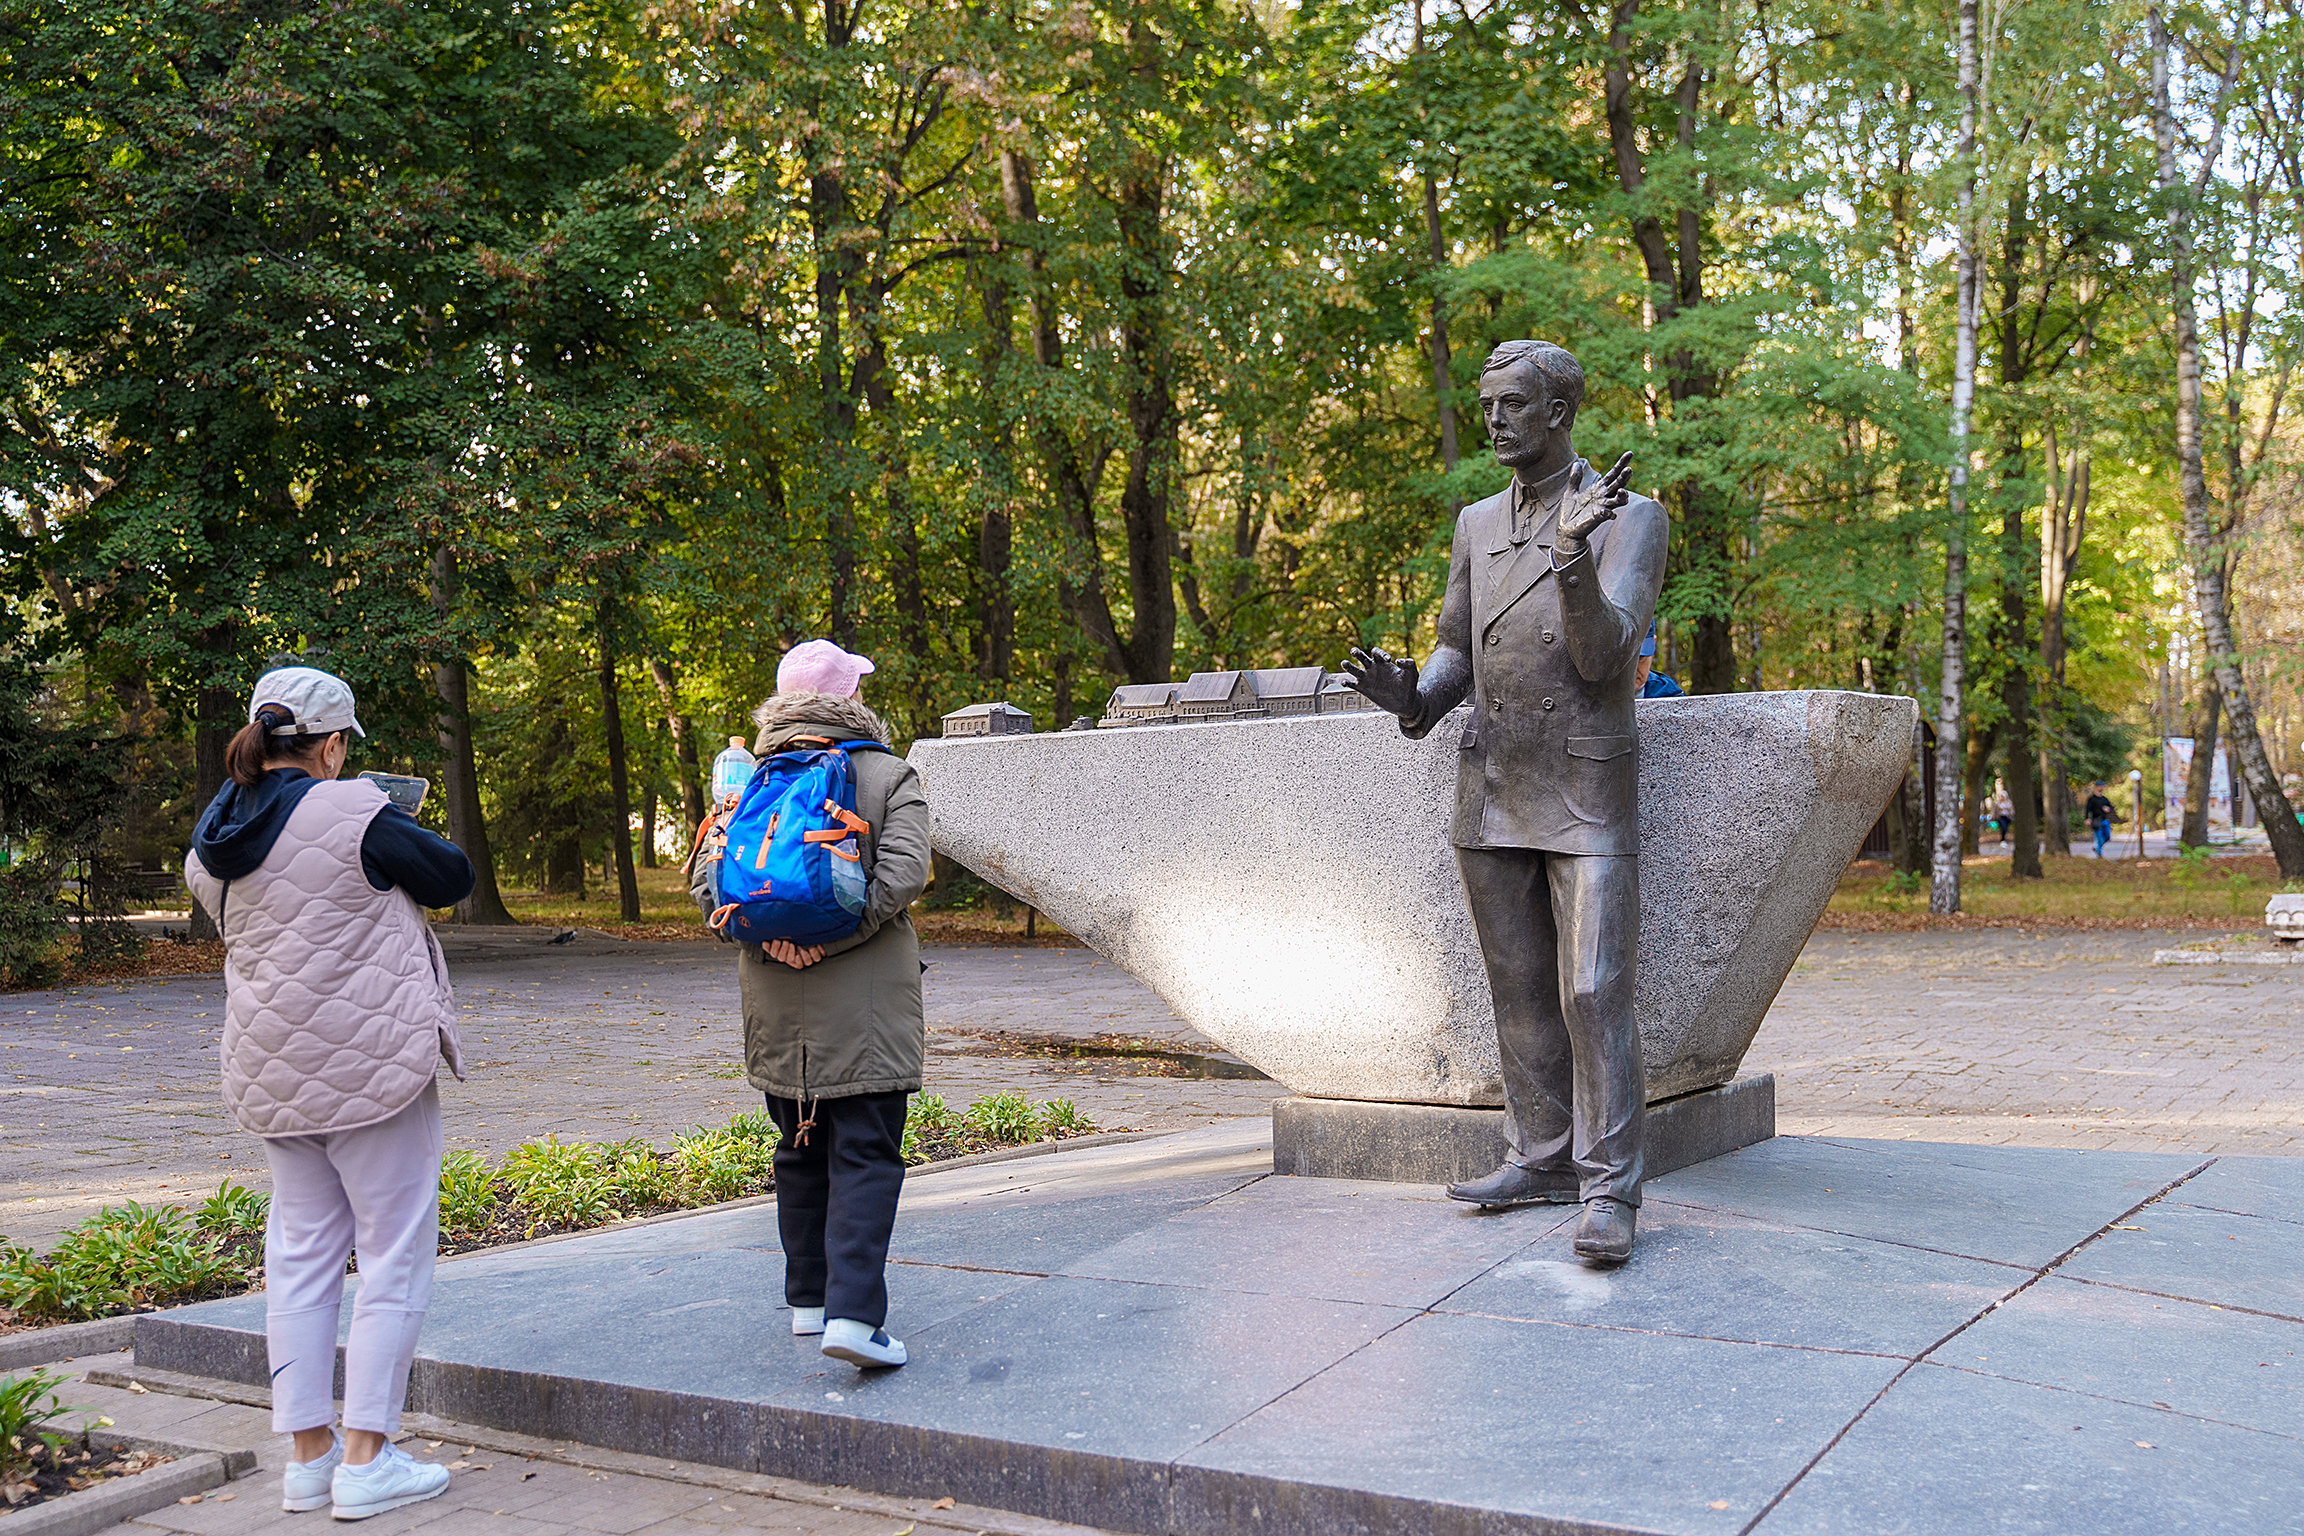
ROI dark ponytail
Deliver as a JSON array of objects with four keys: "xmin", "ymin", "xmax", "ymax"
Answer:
[{"xmin": 226, "ymin": 704, "xmax": 330, "ymax": 786}]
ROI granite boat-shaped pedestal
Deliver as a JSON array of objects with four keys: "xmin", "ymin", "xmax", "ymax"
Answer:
[{"xmin": 910, "ymin": 689, "xmax": 1918, "ymax": 1180}]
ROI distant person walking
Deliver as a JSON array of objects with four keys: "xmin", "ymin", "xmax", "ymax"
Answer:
[
  {"xmin": 1636, "ymin": 625, "xmax": 1683, "ymax": 699},
  {"xmin": 183, "ymin": 667, "xmax": 474, "ymax": 1522},
  {"xmin": 691, "ymin": 640, "xmax": 933, "ymax": 1370},
  {"xmin": 2084, "ymin": 781, "xmax": 2122, "ymax": 858}
]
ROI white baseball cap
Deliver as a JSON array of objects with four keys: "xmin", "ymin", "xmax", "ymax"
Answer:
[{"xmin": 249, "ymin": 666, "xmax": 366, "ymax": 738}]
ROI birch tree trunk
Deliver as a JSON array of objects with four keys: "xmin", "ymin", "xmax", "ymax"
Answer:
[
  {"xmin": 1932, "ymin": 0, "xmax": 1982, "ymax": 914},
  {"xmin": 2150, "ymin": 4, "xmax": 2304, "ymax": 876}
]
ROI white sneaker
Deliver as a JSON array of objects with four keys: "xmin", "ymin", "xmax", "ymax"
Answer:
[
  {"xmin": 821, "ymin": 1318, "xmax": 906, "ymax": 1369},
  {"xmin": 282, "ymin": 1433, "xmax": 343, "ymax": 1511},
  {"xmin": 791, "ymin": 1306, "xmax": 826, "ymax": 1336},
  {"xmin": 330, "ymin": 1441, "xmax": 450, "ymax": 1520}
]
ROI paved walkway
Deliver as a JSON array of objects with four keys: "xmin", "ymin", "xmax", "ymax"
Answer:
[
  {"xmin": 1755, "ymin": 927, "xmax": 2304, "ymax": 1155},
  {"xmin": 7, "ymin": 927, "xmax": 2300, "ymax": 1251},
  {"xmin": 2, "ymin": 938, "xmax": 1281, "ymax": 1249},
  {"xmin": 43, "ymin": 1351, "xmax": 1116, "ymax": 1535}
]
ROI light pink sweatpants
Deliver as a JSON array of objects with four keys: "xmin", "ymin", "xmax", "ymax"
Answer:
[{"xmin": 261, "ymin": 1081, "xmax": 442, "ymax": 1435}]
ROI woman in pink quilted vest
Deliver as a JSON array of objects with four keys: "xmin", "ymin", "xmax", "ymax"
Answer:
[{"xmin": 183, "ymin": 666, "xmax": 473, "ymax": 1523}]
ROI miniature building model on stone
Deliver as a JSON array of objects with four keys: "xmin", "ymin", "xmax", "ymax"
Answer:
[
  {"xmin": 1250, "ymin": 667, "xmax": 1326, "ymax": 717},
  {"xmin": 1099, "ymin": 683, "xmax": 1181, "ymax": 727},
  {"xmin": 940, "ymin": 702, "xmax": 1035, "ymax": 738},
  {"xmin": 1319, "ymin": 674, "xmax": 1378, "ymax": 713},
  {"xmin": 1177, "ymin": 670, "xmax": 1266, "ymax": 721}
]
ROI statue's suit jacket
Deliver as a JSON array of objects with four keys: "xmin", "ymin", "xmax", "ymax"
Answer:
[{"xmin": 1402, "ymin": 459, "xmax": 1670, "ymax": 856}]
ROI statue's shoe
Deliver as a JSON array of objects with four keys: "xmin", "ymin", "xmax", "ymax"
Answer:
[
  {"xmin": 1573, "ymin": 1197, "xmax": 1638, "ymax": 1265},
  {"xmin": 1445, "ymin": 1163, "xmax": 1580, "ymax": 1207}
]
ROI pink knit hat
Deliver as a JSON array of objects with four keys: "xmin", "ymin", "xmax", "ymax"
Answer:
[{"xmin": 777, "ymin": 639, "xmax": 875, "ymax": 698}]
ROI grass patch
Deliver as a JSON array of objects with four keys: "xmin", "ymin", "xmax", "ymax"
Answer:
[
  {"xmin": 0, "ymin": 1095, "xmax": 1097, "ymax": 1328},
  {"xmin": 1827, "ymin": 852, "xmax": 2289, "ymax": 928}
]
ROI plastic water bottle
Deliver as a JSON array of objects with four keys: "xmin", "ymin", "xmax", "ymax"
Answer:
[{"xmin": 710, "ymin": 736, "xmax": 756, "ymax": 810}]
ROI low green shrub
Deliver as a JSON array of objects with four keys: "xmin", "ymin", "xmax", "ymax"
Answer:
[
  {"xmin": 964, "ymin": 1091, "xmax": 1042, "ymax": 1144},
  {"xmin": 499, "ymin": 1136, "xmax": 619, "ymax": 1235},
  {"xmin": 193, "ymin": 1181, "xmax": 268, "ymax": 1238},
  {"xmin": 438, "ymin": 1151, "xmax": 500, "ymax": 1237},
  {"xmin": 1037, "ymin": 1098, "xmax": 1092, "ymax": 1135},
  {"xmin": 0, "ymin": 1198, "xmax": 254, "ymax": 1322},
  {"xmin": 0, "ymin": 1367, "xmax": 84, "ymax": 1483},
  {"xmin": 671, "ymin": 1122, "xmax": 777, "ymax": 1204}
]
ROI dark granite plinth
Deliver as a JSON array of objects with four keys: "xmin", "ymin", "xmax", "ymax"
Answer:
[
  {"xmin": 1270, "ymin": 1072, "xmax": 1776, "ymax": 1184},
  {"xmin": 133, "ymin": 1123, "xmax": 2304, "ymax": 1536}
]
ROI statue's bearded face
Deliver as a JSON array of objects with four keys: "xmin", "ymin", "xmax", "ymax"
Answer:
[{"xmin": 1477, "ymin": 360, "xmax": 1565, "ymax": 470}]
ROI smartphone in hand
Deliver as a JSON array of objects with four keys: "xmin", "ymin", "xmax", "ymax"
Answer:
[{"xmin": 357, "ymin": 771, "xmax": 430, "ymax": 815}]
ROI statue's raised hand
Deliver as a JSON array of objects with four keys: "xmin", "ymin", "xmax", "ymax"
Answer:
[
  {"xmin": 1341, "ymin": 645, "xmax": 1421, "ymax": 720},
  {"xmin": 1556, "ymin": 451, "xmax": 1634, "ymax": 560}
]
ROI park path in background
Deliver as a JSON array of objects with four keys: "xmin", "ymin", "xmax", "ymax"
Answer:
[
  {"xmin": 1, "ymin": 938, "xmax": 1281, "ymax": 1250},
  {"xmin": 1756, "ymin": 926, "xmax": 2302, "ymax": 1154},
  {"xmin": 6, "ymin": 926, "xmax": 2299, "ymax": 1250}
]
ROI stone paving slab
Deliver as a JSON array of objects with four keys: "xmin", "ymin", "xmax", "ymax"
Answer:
[{"xmin": 127, "ymin": 1121, "xmax": 2304, "ymax": 1535}]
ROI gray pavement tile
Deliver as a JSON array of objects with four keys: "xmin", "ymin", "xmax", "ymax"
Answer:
[
  {"xmin": 768, "ymin": 1274, "xmax": 1410, "ymax": 1467},
  {"xmin": 1058, "ymin": 1173, "xmax": 1573, "ymax": 1308},
  {"xmin": 404, "ymin": 1246, "xmax": 1026, "ymax": 1402},
  {"xmin": 506, "ymin": 1478, "xmax": 717, "ymax": 1534},
  {"xmin": 1440, "ymin": 1202, "xmax": 2024, "ymax": 1357},
  {"xmin": 1177, "ymin": 1309, "xmax": 1899, "ymax": 1536},
  {"xmin": 1648, "ymin": 1135, "xmax": 2199, "ymax": 1269},
  {"xmin": 2169, "ymin": 1154, "xmax": 2304, "ymax": 1225},
  {"xmin": 2054, "ymin": 1202, "xmax": 2304, "ymax": 1320},
  {"xmin": 1938, "ymin": 1276, "xmax": 2303, "ymax": 1438},
  {"xmin": 1760, "ymin": 1359, "xmax": 2304, "ymax": 1535}
]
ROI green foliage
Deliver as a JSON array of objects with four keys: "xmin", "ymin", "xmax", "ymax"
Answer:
[
  {"xmin": 2170, "ymin": 845, "xmax": 2216, "ymax": 892},
  {"xmin": 191, "ymin": 1182, "xmax": 268, "ymax": 1239},
  {"xmin": 1037, "ymin": 1099, "xmax": 1093, "ymax": 1136},
  {"xmin": 670, "ymin": 1122, "xmax": 778, "ymax": 1205},
  {"xmin": 963, "ymin": 1092, "xmax": 1044, "ymax": 1145},
  {"xmin": 499, "ymin": 1137, "xmax": 622, "ymax": 1235},
  {"xmin": 438, "ymin": 1152, "xmax": 500, "ymax": 1238},
  {"xmin": 0, "ymin": 861, "xmax": 64, "ymax": 990},
  {"xmin": 0, "ymin": 1368, "xmax": 84, "ymax": 1482},
  {"xmin": 0, "ymin": 1203, "xmax": 253, "ymax": 1322}
]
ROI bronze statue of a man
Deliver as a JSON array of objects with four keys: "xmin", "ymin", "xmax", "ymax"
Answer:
[{"xmin": 1345, "ymin": 339, "xmax": 1667, "ymax": 1265}]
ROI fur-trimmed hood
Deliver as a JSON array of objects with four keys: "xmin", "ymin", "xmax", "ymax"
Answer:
[{"xmin": 750, "ymin": 690, "xmax": 892, "ymax": 751}]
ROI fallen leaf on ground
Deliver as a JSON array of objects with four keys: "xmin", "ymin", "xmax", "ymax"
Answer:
[
  {"xmin": 215, "ymin": 1493, "xmax": 235, "ymax": 1502},
  {"xmin": 931, "ymin": 1497, "xmax": 956, "ymax": 1510},
  {"xmin": 176, "ymin": 1494, "xmax": 203, "ymax": 1505},
  {"xmin": 127, "ymin": 1381, "xmax": 148, "ymax": 1394},
  {"xmin": 1710, "ymin": 1501, "xmax": 1730, "ymax": 1510},
  {"xmin": 2135, "ymin": 1441, "xmax": 2154, "ymax": 1449}
]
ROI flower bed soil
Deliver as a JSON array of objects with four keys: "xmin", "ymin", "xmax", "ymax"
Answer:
[{"xmin": 2, "ymin": 1441, "xmax": 174, "ymax": 1513}]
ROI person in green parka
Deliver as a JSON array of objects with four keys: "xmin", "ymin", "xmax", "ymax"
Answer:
[{"xmin": 691, "ymin": 640, "xmax": 933, "ymax": 1369}]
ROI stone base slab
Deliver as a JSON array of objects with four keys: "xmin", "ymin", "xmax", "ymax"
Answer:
[{"xmin": 1271, "ymin": 1072, "xmax": 1776, "ymax": 1184}]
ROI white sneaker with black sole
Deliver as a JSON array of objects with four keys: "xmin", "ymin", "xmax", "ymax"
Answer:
[
  {"xmin": 330, "ymin": 1441, "xmax": 449, "ymax": 1520},
  {"xmin": 791, "ymin": 1306, "xmax": 825, "ymax": 1336},
  {"xmin": 820, "ymin": 1318, "xmax": 906, "ymax": 1368},
  {"xmin": 281, "ymin": 1432, "xmax": 343, "ymax": 1512}
]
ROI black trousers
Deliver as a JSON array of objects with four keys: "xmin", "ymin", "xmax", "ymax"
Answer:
[
  {"xmin": 1456, "ymin": 847, "xmax": 1646, "ymax": 1206},
  {"xmin": 764, "ymin": 1090, "xmax": 907, "ymax": 1328}
]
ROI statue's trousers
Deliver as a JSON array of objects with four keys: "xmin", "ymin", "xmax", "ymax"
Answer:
[{"xmin": 1456, "ymin": 847, "xmax": 1646, "ymax": 1204}]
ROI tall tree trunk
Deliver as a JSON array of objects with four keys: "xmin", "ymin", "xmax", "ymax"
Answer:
[
  {"xmin": 647, "ymin": 658, "xmax": 706, "ymax": 832},
  {"xmin": 596, "ymin": 594, "xmax": 640, "ymax": 923},
  {"xmin": 1604, "ymin": 0, "xmax": 1732, "ymax": 692},
  {"xmin": 188, "ymin": 681, "xmax": 238, "ymax": 940},
  {"xmin": 1112, "ymin": 124, "xmax": 1179, "ymax": 685},
  {"xmin": 1993, "ymin": 169, "xmax": 2041, "ymax": 880},
  {"xmin": 640, "ymin": 779, "xmax": 657, "ymax": 870},
  {"xmin": 2151, "ymin": 5, "xmax": 2304, "ymax": 876},
  {"xmin": 1412, "ymin": 0, "xmax": 1458, "ymax": 476},
  {"xmin": 1963, "ymin": 723, "xmax": 1996, "ymax": 858},
  {"xmin": 973, "ymin": 254, "xmax": 1017, "ymax": 689},
  {"xmin": 1932, "ymin": 0, "xmax": 1981, "ymax": 913},
  {"xmin": 429, "ymin": 548, "xmax": 516, "ymax": 924},
  {"xmin": 2039, "ymin": 425, "xmax": 2089, "ymax": 858},
  {"xmin": 2181, "ymin": 679, "xmax": 2222, "ymax": 848}
]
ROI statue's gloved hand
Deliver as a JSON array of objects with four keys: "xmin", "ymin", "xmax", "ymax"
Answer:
[
  {"xmin": 1341, "ymin": 645, "xmax": 1421, "ymax": 719},
  {"xmin": 1554, "ymin": 450, "xmax": 1634, "ymax": 561}
]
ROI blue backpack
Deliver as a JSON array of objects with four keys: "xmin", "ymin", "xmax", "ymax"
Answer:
[{"xmin": 705, "ymin": 738, "xmax": 888, "ymax": 946}]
